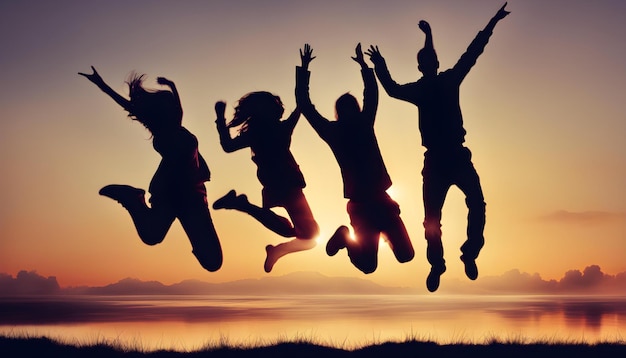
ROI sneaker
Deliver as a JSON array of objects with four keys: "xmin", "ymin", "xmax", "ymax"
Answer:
[
  {"xmin": 326, "ymin": 226, "xmax": 349, "ymax": 256},
  {"xmin": 460, "ymin": 255, "xmax": 478, "ymax": 280},
  {"xmin": 212, "ymin": 190, "xmax": 237, "ymax": 209},
  {"xmin": 426, "ymin": 265, "xmax": 446, "ymax": 292},
  {"xmin": 99, "ymin": 184, "xmax": 145, "ymax": 209}
]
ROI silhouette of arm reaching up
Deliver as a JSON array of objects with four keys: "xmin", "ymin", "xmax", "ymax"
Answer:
[
  {"xmin": 282, "ymin": 107, "xmax": 302, "ymax": 134},
  {"xmin": 453, "ymin": 2, "xmax": 510, "ymax": 80},
  {"xmin": 295, "ymin": 44, "xmax": 331, "ymax": 138},
  {"xmin": 78, "ymin": 66, "xmax": 132, "ymax": 112},
  {"xmin": 214, "ymin": 101, "xmax": 248, "ymax": 153},
  {"xmin": 366, "ymin": 46, "xmax": 413, "ymax": 103},
  {"xmin": 419, "ymin": 20, "xmax": 434, "ymax": 54},
  {"xmin": 352, "ymin": 43, "xmax": 378, "ymax": 125},
  {"xmin": 157, "ymin": 77, "xmax": 183, "ymax": 119}
]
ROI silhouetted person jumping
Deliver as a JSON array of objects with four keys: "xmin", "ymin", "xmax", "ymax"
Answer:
[
  {"xmin": 367, "ymin": 3, "xmax": 510, "ymax": 291},
  {"xmin": 79, "ymin": 67, "xmax": 223, "ymax": 272},
  {"xmin": 296, "ymin": 43, "xmax": 414, "ymax": 274},
  {"xmin": 213, "ymin": 92, "xmax": 319, "ymax": 273}
]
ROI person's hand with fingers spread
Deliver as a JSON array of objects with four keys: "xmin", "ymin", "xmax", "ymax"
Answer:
[
  {"xmin": 351, "ymin": 43, "xmax": 368, "ymax": 69},
  {"xmin": 365, "ymin": 45, "xmax": 384, "ymax": 66},
  {"xmin": 78, "ymin": 66, "xmax": 106, "ymax": 88},
  {"xmin": 300, "ymin": 43, "xmax": 316, "ymax": 71}
]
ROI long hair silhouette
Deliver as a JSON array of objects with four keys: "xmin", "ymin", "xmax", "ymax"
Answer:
[
  {"xmin": 79, "ymin": 66, "xmax": 223, "ymax": 272},
  {"xmin": 214, "ymin": 89, "xmax": 319, "ymax": 273}
]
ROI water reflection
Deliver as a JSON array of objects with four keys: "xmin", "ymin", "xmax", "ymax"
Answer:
[{"xmin": 1, "ymin": 295, "xmax": 624, "ymax": 350}]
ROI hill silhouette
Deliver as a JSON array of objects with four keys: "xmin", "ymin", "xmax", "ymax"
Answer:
[{"xmin": 3, "ymin": 266, "xmax": 626, "ymax": 297}]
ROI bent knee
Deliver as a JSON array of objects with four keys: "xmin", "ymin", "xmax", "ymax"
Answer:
[
  {"xmin": 357, "ymin": 263, "xmax": 377, "ymax": 274},
  {"xmin": 199, "ymin": 258, "xmax": 223, "ymax": 272},
  {"xmin": 297, "ymin": 221, "xmax": 320, "ymax": 240},
  {"xmin": 194, "ymin": 251, "xmax": 223, "ymax": 272},
  {"xmin": 397, "ymin": 249, "xmax": 415, "ymax": 263},
  {"xmin": 466, "ymin": 197, "xmax": 486, "ymax": 210},
  {"xmin": 351, "ymin": 256, "xmax": 377, "ymax": 274},
  {"xmin": 140, "ymin": 235, "xmax": 164, "ymax": 246}
]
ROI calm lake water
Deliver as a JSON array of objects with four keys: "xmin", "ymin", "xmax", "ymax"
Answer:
[{"xmin": 1, "ymin": 294, "xmax": 625, "ymax": 351}]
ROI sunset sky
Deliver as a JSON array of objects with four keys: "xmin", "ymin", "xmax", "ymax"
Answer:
[{"xmin": 1, "ymin": 0, "xmax": 624, "ymax": 291}]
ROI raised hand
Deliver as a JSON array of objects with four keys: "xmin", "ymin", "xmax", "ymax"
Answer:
[
  {"xmin": 156, "ymin": 77, "xmax": 174, "ymax": 87},
  {"xmin": 78, "ymin": 66, "xmax": 105, "ymax": 88},
  {"xmin": 418, "ymin": 20, "xmax": 431, "ymax": 35},
  {"xmin": 300, "ymin": 43, "xmax": 316, "ymax": 70},
  {"xmin": 215, "ymin": 101, "xmax": 227, "ymax": 120},
  {"xmin": 351, "ymin": 43, "xmax": 367, "ymax": 67},
  {"xmin": 365, "ymin": 45, "xmax": 384, "ymax": 65},
  {"xmin": 494, "ymin": 2, "xmax": 510, "ymax": 21}
]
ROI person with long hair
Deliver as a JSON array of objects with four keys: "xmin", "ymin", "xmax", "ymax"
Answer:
[
  {"xmin": 213, "ymin": 92, "xmax": 319, "ymax": 272},
  {"xmin": 79, "ymin": 66, "xmax": 223, "ymax": 272},
  {"xmin": 295, "ymin": 44, "xmax": 414, "ymax": 274}
]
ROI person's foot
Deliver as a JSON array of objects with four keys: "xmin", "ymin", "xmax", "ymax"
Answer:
[
  {"xmin": 264, "ymin": 245, "xmax": 276, "ymax": 273},
  {"xmin": 460, "ymin": 255, "xmax": 478, "ymax": 280},
  {"xmin": 99, "ymin": 184, "xmax": 145, "ymax": 209},
  {"xmin": 212, "ymin": 190, "xmax": 237, "ymax": 209},
  {"xmin": 326, "ymin": 226, "xmax": 349, "ymax": 256},
  {"xmin": 426, "ymin": 264, "xmax": 446, "ymax": 292}
]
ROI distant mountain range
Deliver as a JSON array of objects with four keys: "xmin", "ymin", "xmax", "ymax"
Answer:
[
  {"xmin": 65, "ymin": 271, "xmax": 416, "ymax": 296},
  {"xmin": 2, "ymin": 265, "xmax": 626, "ymax": 296},
  {"xmin": 0, "ymin": 270, "xmax": 415, "ymax": 296}
]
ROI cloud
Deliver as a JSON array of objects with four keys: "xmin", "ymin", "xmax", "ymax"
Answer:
[
  {"xmin": 441, "ymin": 265, "xmax": 626, "ymax": 294},
  {"xmin": 539, "ymin": 210, "xmax": 625, "ymax": 225},
  {"xmin": 0, "ymin": 270, "xmax": 60, "ymax": 296}
]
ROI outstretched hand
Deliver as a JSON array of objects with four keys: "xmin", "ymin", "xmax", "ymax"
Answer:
[
  {"xmin": 494, "ymin": 2, "xmax": 510, "ymax": 21},
  {"xmin": 365, "ymin": 45, "xmax": 384, "ymax": 65},
  {"xmin": 300, "ymin": 43, "xmax": 316, "ymax": 70},
  {"xmin": 351, "ymin": 43, "xmax": 367, "ymax": 67},
  {"xmin": 215, "ymin": 101, "xmax": 226, "ymax": 121},
  {"xmin": 78, "ymin": 66, "xmax": 105, "ymax": 87},
  {"xmin": 418, "ymin": 20, "xmax": 431, "ymax": 34}
]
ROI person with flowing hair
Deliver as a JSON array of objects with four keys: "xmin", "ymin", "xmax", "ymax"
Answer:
[
  {"xmin": 79, "ymin": 66, "xmax": 223, "ymax": 272},
  {"xmin": 213, "ymin": 91, "xmax": 319, "ymax": 272}
]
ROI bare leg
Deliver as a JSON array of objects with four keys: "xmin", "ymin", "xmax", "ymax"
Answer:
[
  {"xmin": 213, "ymin": 190, "xmax": 296, "ymax": 237},
  {"xmin": 264, "ymin": 191, "xmax": 319, "ymax": 272},
  {"xmin": 264, "ymin": 239, "xmax": 316, "ymax": 273}
]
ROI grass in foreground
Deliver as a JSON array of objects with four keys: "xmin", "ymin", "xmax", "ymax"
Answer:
[{"xmin": 1, "ymin": 334, "xmax": 626, "ymax": 358}]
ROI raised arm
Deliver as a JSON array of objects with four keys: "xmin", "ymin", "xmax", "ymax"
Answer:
[
  {"xmin": 78, "ymin": 66, "xmax": 132, "ymax": 112},
  {"xmin": 352, "ymin": 43, "xmax": 378, "ymax": 123},
  {"xmin": 214, "ymin": 101, "xmax": 248, "ymax": 153},
  {"xmin": 295, "ymin": 44, "xmax": 331, "ymax": 137},
  {"xmin": 453, "ymin": 2, "xmax": 510, "ymax": 80},
  {"xmin": 157, "ymin": 77, "xmax": 183, "ymax": 118},
  {"xmin": 282, "ymin": 106, "xmax": 301, "ymax": 134},
  {"xmin": 366, "ymin": 46, "xmax": 413, "ymax": 102},
  {"xmin": 484, "ymin": 2, "xmax": 510, "ymax": 34},
  {"xmin": 419, "ymin": 20, "xmax": 434, "ymax": 53}
]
